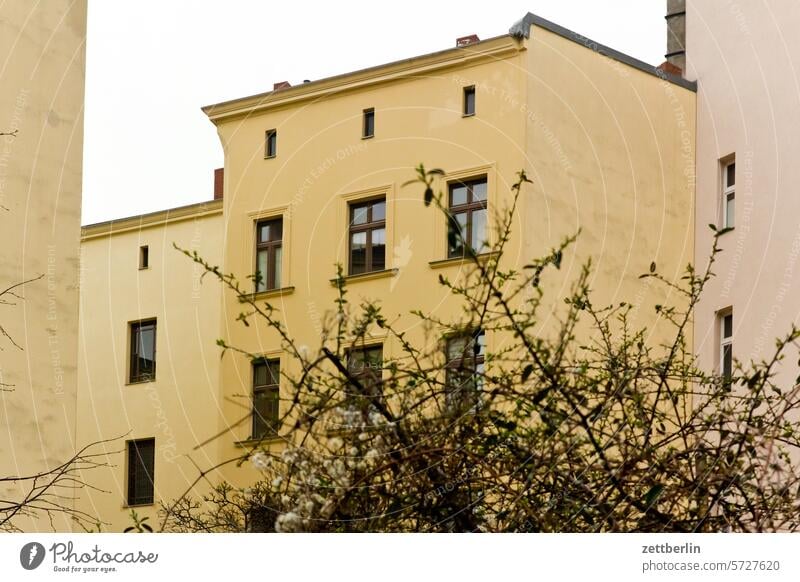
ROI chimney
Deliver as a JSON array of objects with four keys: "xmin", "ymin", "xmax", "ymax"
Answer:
[
  {"xmin": 456, "ymin": 34, "xmax": 480, "ymax": 47},
  {"xmin": 273, "ymin": 81, "xmax": 291, "ymax": 90},
  {"xmin": 213, "ymin": 168, "xmax": 224, "ymax": 200},
  {"xmin": 665, "ymin": 0, "xmax": 686, "ymax": 73}
]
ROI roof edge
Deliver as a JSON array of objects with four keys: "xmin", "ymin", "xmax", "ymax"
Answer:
[
  {"xmin": 202, "ymin": 35, "xmax": 523, "ymax": 123},
  {"xmin": 81, "ymin": 199, "xmax": 223, "ymax": 240},
  {"xmin": 510, "ymin": 12, "xmax": 697, "ymax": 92}
]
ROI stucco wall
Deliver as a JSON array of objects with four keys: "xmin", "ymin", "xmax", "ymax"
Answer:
[
  {"xmin": 687, "ymin": 1, "xmax": 800, "ymax": 381},
  {"xmin": 76, "ymin": 207, "xmax": 223, "ymax": 531},
  {"xmin": 0, "ymin": 0, "xmax": 87, "ymax": 532}
]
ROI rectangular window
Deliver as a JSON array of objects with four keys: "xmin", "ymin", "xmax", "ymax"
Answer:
[
  {"xmin": 265, "ymin": 129, "xmax": 277, "ymax": 158},
  {"xmin": 363, "ymin": 108, "xmax": 375, "ymax": 138},
  {"xmin": 255, "ymin": 217, "xmax": 283, "ymax": 292},
  {"xmin": 139, "ymin": 245, "xmax": 149, "ymax": 270},
  {"xmin": 349, "ymin": 197, "xmax": 386, "ymax": 275},
  {"xmin": 347, "ymin": 345, "xmax": 383, "ymax": 393},
  {"xmin": 252, "ymin": 359, "xmax": 280, "ymax": 439},
  {"xmin": 719, "ymin": 310, "xmax": 733, "ymax": 385},
  {"xmin": 127, "ymin": 438, "xmax": 155, "ymax": 506},
  {"xmin": 448, "ymin": 177, "xmax": 488, "ymax": 258},
  {"xmin": 129, "ymin": 319, "xmax": 156, "ymax": 383},
  {"xmin": 722, "ymin": 158, "xmax": 735, "ymax": 229},
  {"xmin": 445, "ymin": 330, "xmax": 485, "ymax": 410},
  {"xmin": 463, "ymin": 86, "xmax": 476, "ymax": 116}
]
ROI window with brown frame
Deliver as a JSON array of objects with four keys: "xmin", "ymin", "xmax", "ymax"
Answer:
[
  {"xmin": 445, "ymin": 330, "xmax": 485, "ymax": 410},
  {"xmin": 349, "ymin": 198, "xmax": 386, "ymax": 275},
  {"xmin": 129, "ymin": 319, "xmax": 156, "ymax": 383},
  {"xmin": 447, "ymin": 177, "xmax": 488, "ymax": 258},
  {"xmin": 265, "ymin": 129, "xmax": 277, "ymax": 158},
  {"xmin": 463, "ymin": 85, "xmax": 476, "ymax": 116},
  {"xmin": 255, "ymin": 217, "xmax": 283, "ymax": 292},
  {"xmin": 363, "ymin": 108, "xmax": 375, "ymax": 138},
  {"xmin": 126, "ymin": 438, "xmax": 155, "ymax": 506},
  {"xmin": 139, "ymin": 245, "xmax": 149, "ymax": 270},
  {"xmin": 252, "ymin": 359, "xmax": 280, "ymax": 439},
  {"xmin": 346, "ymin": 345, "xmax": 383, "ymax": 394}
]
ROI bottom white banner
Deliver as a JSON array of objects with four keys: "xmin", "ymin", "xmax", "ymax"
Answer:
[{"xmin": 0, "ymin": 533, "xmax": 797, "ymax": 581}]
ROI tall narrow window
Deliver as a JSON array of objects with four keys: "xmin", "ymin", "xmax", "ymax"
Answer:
[
  {"xmin": 722, "ymin": 158, "xmax": 735, "ymax": 229},
  {"xmin": 346, "ymin": 345, "xmax": 383, "ymax": 394},
  {"xmin": 349, "ymin": 198, "xmax": 386, "ymax": 275},
  {"xmin": 139, "ymin": 245, "xmax": 149, "ymax": 270},
  {"xmin": 252, "ymin": 359, "xmax": 280, "ymax": 439},
  {"xmin": 265, "ymin": 129, "xmax": 277, "ymax": 158},
  {"xmin": 463, "ymin": 85, "xmax": 476, "ymax": 116},
  {"xmin": 719, "ymin": 310, "xmax": 733, "ymax": 385},
  {"xmin": 363, "ymin": 108, "xmax": 375, "ymax": 138},
  {"xmin": 129, "ymin": 319, "xmax": 156, "ymax": 383},
  {"xmin": 448, "ymin": 177, "xmax": 488, "ymax": 258},
  {"xmin": 255, "ymin": 217, "xmax": 283, "ymax": 292},
  {"xmin": 127, "ymin": 438, "xmax": 155, "ymax": 506},
  {"xmin": 445, "ymin": 330, "xmax": 485, "ymax": 410}
]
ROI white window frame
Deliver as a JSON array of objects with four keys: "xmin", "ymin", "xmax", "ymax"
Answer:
[
  {"xmin": 719, "ymin": 309, "xmax": 733, "ymax": 380},
  {"xmin": 722, "ymin": 158, "xmax": 735, "ymax": 229}
]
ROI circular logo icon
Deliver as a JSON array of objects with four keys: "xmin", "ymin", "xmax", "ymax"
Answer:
[{"xmin": 20, "ymin": 542, "xmax": 46, "ymax": 570}]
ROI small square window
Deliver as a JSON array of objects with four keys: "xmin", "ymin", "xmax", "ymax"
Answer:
[
  {"xmin": 139, "ymin": 245, "xmax": 149, "ymax": 270},
  {"xmin": 463, "ymin": 86, "xmax": 476, "ymax": 116},
  {"xmin": 127, "ymin": 438, "xmax": 155, "ymax": 506},
  {"xmin": 363, "ymin": 108, "xmax": 375, "ymax": 138},
  {"xmin": 265, "ymin": 129, "xmax": 277, "ymax": 158}
]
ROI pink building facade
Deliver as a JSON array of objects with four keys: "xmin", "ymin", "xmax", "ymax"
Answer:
[{"xmin": 684, "ymin": 0, "xmax": 800, "ymax": 383}]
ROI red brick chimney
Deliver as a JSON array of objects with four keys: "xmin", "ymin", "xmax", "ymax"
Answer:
[
  {"xmin": 457, "ymin": 34, "xmax": 480, "ymax": 47},
  {"xmin": 273, "ymin": 81, "xmax": 291, "ymax": 90},
  {"xmin": 214, "ymin": 168, "xmax": 224, "ymax": 200}
]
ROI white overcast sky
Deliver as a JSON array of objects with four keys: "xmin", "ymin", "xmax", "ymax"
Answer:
[{"xmin": 81, "ymin": 0, "xmax": 667, "ymax": 225}]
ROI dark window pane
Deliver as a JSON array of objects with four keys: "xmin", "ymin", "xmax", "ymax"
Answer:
[
  {"xmin": 253, "ymin": 360, "xmax": 280, "ymax": 438},
  {"xmin": 130, "ymin": 321, "xmax": 156, "ymax": 382},
  {"xmin": 266, "ymin": 130, "xmax": 277, "ymax": 157},
  {"xmin": 363, "ymin": 109, "xmax": 374, "ymax": 137},
  {"xmin": 448, "ymin": 212, "xmax": 467, "ymax": 257},
  {"xmin": 139, "ymin": 246, "xmax": 149, "ymax": 269},
  {"xmin": 127, "ymin": 439, "xmax": 155, "ymax": 506},
  {"xmin": 348, "ymin": 346, "xmax": 383, "ymax": 392},
  {"xmin": 726, "ymin": 162, "xmax": 735, "ymax": 187},
  {"xmin": 464, "ymin": 87, "xmax": 475, "ymax": 115},
  {"xmin": 722, "ymin": 344, "xmax": 733, "ymax": 379},
  {"xmin": 371, "ymin": 228, "xmax": 386, "ymax": 271},
  {"xmin": 723, "ymin": 313, "xmax": 733, "ymax": 339},
  {"xmin": 350, "ymin": 231, "xmax": 367, "ymax": 274}
]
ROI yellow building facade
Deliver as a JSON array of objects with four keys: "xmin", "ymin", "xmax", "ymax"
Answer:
[
  {"xmin": 75, "ymin": 201, "xmax": 223, "ymax": 531},
  {"xmin": 0, "ymin": 0, "xmax": 87, "ymax": 532},
  {"xmin": 204, "ymin": 15, "xmax": 696, "ymax": 493},
  {"xmin": 70, "ymin": 14, "xmax": 696, "ymax": 531}
]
